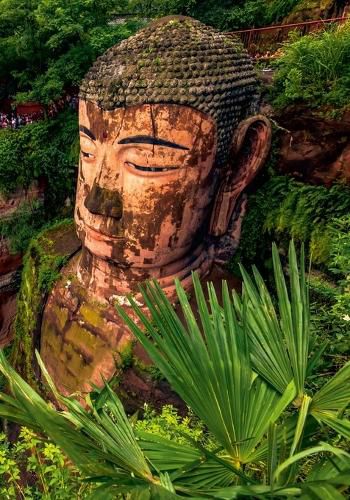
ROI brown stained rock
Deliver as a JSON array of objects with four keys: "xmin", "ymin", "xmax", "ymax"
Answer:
[
  {"xmin": 119, "ymin": 368, "xmax": 186, "ymax": 415},
  {"xmin": 319, "ymin": 142, "xmax": 350, "ymax": 186},
  {"xmin": 0, "ymin": 181, "xmax": 46, "ymax": 345},
  {"xmin": 275, "ymin": 107, "xmax": 350, "ymax": 186},
  {"xmin": 0, "ymin": 242, "xmax": 21, "ymax": 277},
  {"xmin": 283, "ymin": 0, "xmax": 339, "ymax": 24},
  {"xmin": 0, "ymin": 292, "xmax": 16, "ymax": 347}
]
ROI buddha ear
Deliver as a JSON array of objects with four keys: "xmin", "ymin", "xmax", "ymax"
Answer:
[{"xmin": 210, "ymin": 115, "xmax": 271, "ymax": 237}]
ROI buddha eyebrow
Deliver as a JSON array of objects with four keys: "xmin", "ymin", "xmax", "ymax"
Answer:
[
  {"xmin": 79, "ymin": 126, "xmax": 96, "ymax": 141},
  {"xmin": 118, "ymin": 135, "xmax": 189, "ymax": 150}
]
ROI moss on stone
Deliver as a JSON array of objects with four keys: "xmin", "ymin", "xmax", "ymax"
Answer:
[
  {"xmin": 79, "ymin": 304, "xmax": 105, "ymax": 330},
  {"xmin": 10, "ymin": 219, "xmax": 80, "ymax": 388}
]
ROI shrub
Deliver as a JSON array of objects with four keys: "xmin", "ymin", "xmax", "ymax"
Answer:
[
  {"xmin": 0, "ymin": 110, "xmax": 78, "ymax": 204},
  {"xmin": 327, "ymin": 214, "xmax": 350, "ymax": 278},
  {"xmin": 271, "ymin": 21, "xmax": 350, "ymax": 109},
  {"xmin": 0, "ymin": 427, "xmax": 88, "ymax": 499},
  {"xmin": 0, "ymin": 0, "xmax": 142, "ymax": 104},
  {"xmin": 234, "ymin": 176, "xmax": 350, "ymax": 271},
  {"xmin": 135, "ymin": 404, "xmax": 211, "ymax": 446}
]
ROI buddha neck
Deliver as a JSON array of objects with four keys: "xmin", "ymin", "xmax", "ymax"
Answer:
[{"xmin": 76, "ymin": 244, "xmax": 214, "ymax": 304}]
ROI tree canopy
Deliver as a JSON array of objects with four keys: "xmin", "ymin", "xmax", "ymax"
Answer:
[{"xmin": 0, "ymin": 0, "xmax": 142, "ymax": 104}]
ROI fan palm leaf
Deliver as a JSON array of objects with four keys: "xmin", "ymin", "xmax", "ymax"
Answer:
[
  {"xmin": 117, "ymin": 273, "xmax": 295, "ymax": 465},
  {"xmin": 233, "ymin": 241, "xmax": 310, "ymax": 399},
  {"xmin": 0, "ymin": 350, "xmax": 154, "ymax": 484},
  {"xmin": 311, "ymin": 361, "xmax": 350, "ymax": 439}
]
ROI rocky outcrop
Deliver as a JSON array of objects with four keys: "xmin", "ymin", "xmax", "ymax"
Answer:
[
  {"xmin": 0, "ymin": 240, "xmax": 21, "ymax": 345},
  {"xmin": 0, "ymin": 182, "xmax": 44, "ymax": 221},
  {"xmin": 274, "ymin": 107, "xmax": 350, "ymax": 186},
  {"xmin": 0, "ymin": 182, "xmax": 45, "ymax": 343},
  {"xmin": 283, "ymin": 1, "xmax": 347, "ymax": 24}
]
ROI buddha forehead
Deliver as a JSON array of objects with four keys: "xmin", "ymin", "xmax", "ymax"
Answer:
[{"xmin": 79, "ymin": 100, "xmax": 216, "ymax": 154}]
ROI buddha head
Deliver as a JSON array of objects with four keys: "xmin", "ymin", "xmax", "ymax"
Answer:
[{"xmin": 76, "ymin": 16, "xmax": 271, "ymax": 287}]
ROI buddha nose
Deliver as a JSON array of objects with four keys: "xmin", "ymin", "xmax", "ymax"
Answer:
[{"xmin": 84, "ymin": 181, "xmax": 123, "ymax": 219}]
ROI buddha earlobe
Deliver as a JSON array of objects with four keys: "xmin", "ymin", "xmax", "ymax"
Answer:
[{"xmin": 209, "ymin": 115, "xmax": 272, "ymax": 237}]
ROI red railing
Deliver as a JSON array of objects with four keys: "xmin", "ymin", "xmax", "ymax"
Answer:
[{"xmin": 228, "ymin": 15, "xmax": 350, "ymax": 56}]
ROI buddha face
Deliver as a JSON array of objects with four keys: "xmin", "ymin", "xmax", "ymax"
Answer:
[{"xmin": 76, "ymin": 100, "xmax": 217, "ymax": 269}]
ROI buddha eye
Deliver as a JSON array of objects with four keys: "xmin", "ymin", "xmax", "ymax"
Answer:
[
  {"xmin": 81, "ymin": 151, "xmax": 95, "ymax": 159},
  {"xmin": 126, "ymin": 161, "xmax": 179, "ymax": 173}
]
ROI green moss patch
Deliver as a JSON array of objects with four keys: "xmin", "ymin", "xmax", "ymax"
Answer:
[{"xmin": 10, "ymin": 219, "xmax": 80, "ymax": 387}]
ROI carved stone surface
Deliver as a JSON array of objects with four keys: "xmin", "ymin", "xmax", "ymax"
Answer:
[
  {"xmin": 80, "ymin": 16, "xmax": 259, "ymax": 168},
  {"xmin": 41, "ymin": 16, "xmax": 271, "ymax": 395}
]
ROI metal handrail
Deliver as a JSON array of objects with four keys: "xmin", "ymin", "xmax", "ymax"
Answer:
[
  {"xmin": 229, "ymin": 15, "xmax": 349, "ymax": 35},
  {"xmin": 227, "ymin": 15, "xmax": 350, "ymax": 55}
]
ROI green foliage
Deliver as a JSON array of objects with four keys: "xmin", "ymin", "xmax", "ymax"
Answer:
[
  {"xmin": 233, "ymin": 174, "xmax": 350, "ymax": 360},
  {"xmin": 0, "ymin": 110, "xmax": 78, "ymax": 254},
  {"xmin": 135, "ymin": 404, "xmax": 212, "ymax": 446},
  {"xmin": 234, "ymin": 175, "xmax": 350, "ymax": 270},
  {"xmin": 191, "ymin": 0, "xmax": 267, "ymax": 30},
  {"xmin": 272, "ymin": 22, "xmax": 350, "ymax": 109},
  {"xmin": 1, "ymin": 243, "xmax": 350, "ymax": 497},
  {"xmin": 0, "ymin": 427, "xmax": 88, "ymax": 499},
  {"xmin": 129, "ymin": 0, "xmax": 196, "ymax": 18},
  {"xmin": 128, "ymin": 0, "xmax": 303, "ymax": 30},
  {"xmin": 0, "ymin": 109, "xmax": 77, "ymax": 204},
  {"xmin": 0, "ymin": 0, "xmax": 142, "ymax": 103},
  {"xmin": 266, "ymin": 0, "xmax": 300, "ymax": 23},
  {"xmin": 0, "ymin": 200, "xmax": 46, "ymax": 254},
  {"xmin": 327, "ymin": 214, "xmax": 350, "ymax": 277}
]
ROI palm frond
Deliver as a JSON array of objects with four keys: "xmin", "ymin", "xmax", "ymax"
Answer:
[
  {"xmin": 0, "ymin": 350, "xmax": 153, "ymax": 484},
  {"xmin": 273, "ymin": 444, "xmax": 350, "ymax": 484},
  {"xmin": 312, "ymin": 412, "xmax": 350, "ymax": 440},
  {"xmin": 234, "ymin": 241, "xmax": 310, "ymax": 398},
  {"xmin": 310, "ymin": 361, "xmax": 350, "ymax": 439},
  {"xmin": 311, "ymin": 361, "xmax": 350, "ymax": 413},
  {"xmin": 117, "ymin": 273, "xmax": 295, "ymax": 465},
  {"xmin": 289, "ymin": 394, "xmax": 312, "ymax": 457},
  {"xmin": 300, "ymin": 483, "xmax": 346, "ymax": 500}
]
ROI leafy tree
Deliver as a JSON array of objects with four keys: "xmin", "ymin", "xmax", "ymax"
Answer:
[
  {"xmin": 128, "ymin": 0, "xmax": 196, "ymax": 17},
  {"xmin": 127, "ymin": 0, "xmax": 301, "ymax": 30},
  {"xmin": 0, "ymin": 111, "xmax": 78, "ymax": 252},
  {"xmin": 0, "ymin": 0, "xmax": 142, "ymax": 103},
  {"xmin": 0, "ymin": 109, "xmax": 77, "ymax": 202}
]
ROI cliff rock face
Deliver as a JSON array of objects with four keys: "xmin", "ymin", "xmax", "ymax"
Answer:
[
  {"xmin": 275, "ymin": 108, "xmax": 350, "ymax": 186},
  {"xmin": 284, "ymin": 0, "xmax": 346, "ymax": 23},
  {"xmin": 0, "ymin": 182, "xmax": 44, "ymax": 343}
]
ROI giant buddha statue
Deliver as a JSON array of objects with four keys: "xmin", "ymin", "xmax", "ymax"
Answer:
[{"xmin": 40, "ymin": 16, "xmax": 271, "ymax": 395}]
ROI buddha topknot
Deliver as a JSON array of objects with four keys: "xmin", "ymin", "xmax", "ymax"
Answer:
[{"xmin": 80, "ymin": 16, "xmax": 259, "ymax": 166}]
